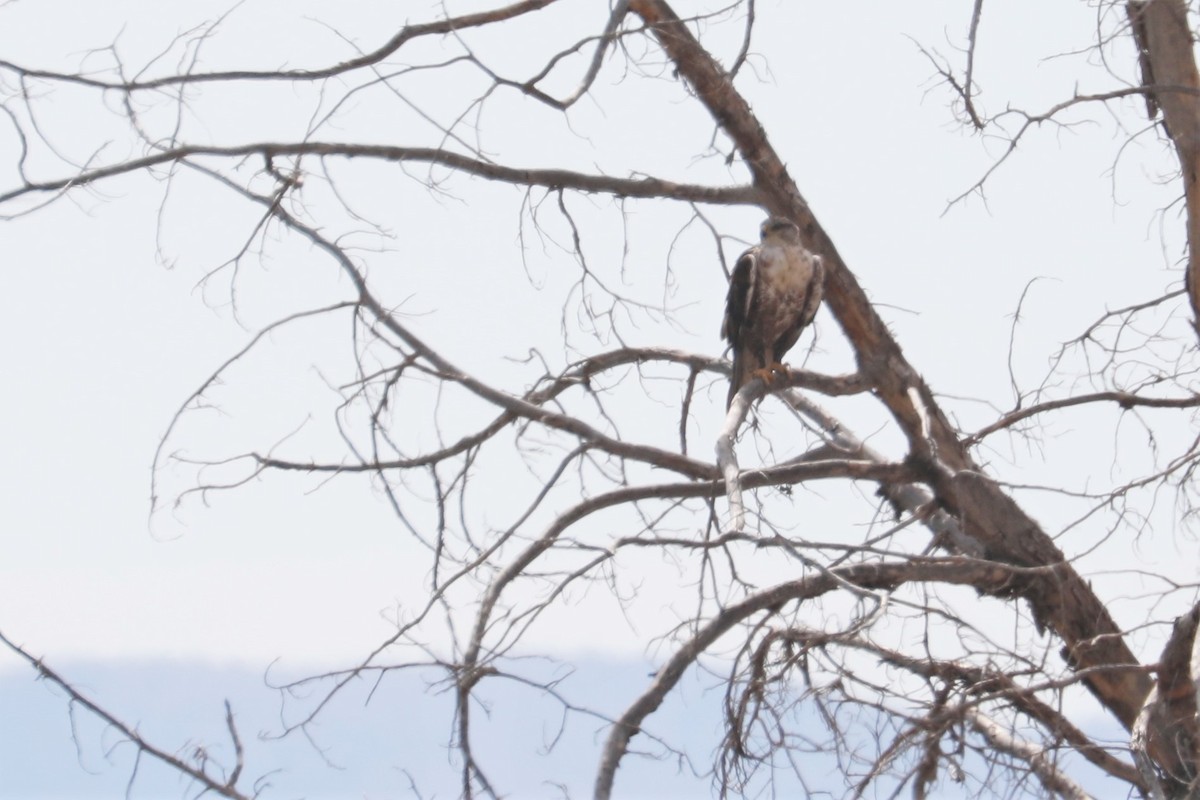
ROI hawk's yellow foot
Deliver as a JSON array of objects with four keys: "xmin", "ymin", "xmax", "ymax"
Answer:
[{"xmin": 750, "ymin": 363, "xmax": 789, "ymax": 386}]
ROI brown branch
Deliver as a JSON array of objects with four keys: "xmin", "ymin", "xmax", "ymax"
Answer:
[
  {"xmin": 629, "ymin": 0, "xmax": 1152, "ymax": 739},
  {"xmin": 968, "ymin": 389, "xmax": 1200, "ymax": 445},
  {"xmin": 0, "ymin": 142, "xmax": 759, "ymax": 210},
  {"xmin": 252, "ymin": 456, "xmax": 909, "ymax": 520},
  {"xmin": 726, "ymin": 625, "xmax": 1146, "ymax": 791},
  {"xmin": 0, "ymin": 630, "xmax": 252, "ymax": 800},
  {"xmin": 727, "ymin": 0, "xmax": 755, "ymax": 79},
  {"xmin": 236, "ymin": 357, "xmax": 859, "ymax": 478},
  {"xmin": 151, "ymin": 300, "xmax": 358, "ymax": 512},
  {"xmin": 593, "ymin": 557, "xmax": 1051, "ymax": 800},
  {"xmin": 1128, "ymin": 1, "xmax": 1160, "ymax": 119},
  {"xmin": 1139, "ymin": 602, "xmax": 1200, "ymax": 792},
  {"xmin": 181, "ymin": 160, "xmax": 729, "ymax": 484},
  {"xmin": 871, "ymin": 642, "xmax": 1146, "ymax": 789},
  {"xmin": 0, "ymin": 0, "xmax": 561, "ymax": 91},
  {"xmin": 243, "ymin": 348, "xmax": 727, "ymax": 476},
  {"xmin": 944, "ymin": 85, "xmax": 1195, "ymax": 207},
  {"xmin": 461, "ymin": 458, "xmax": 911, "ymax": 800},
  {"xmin": 478, "ymin": 0, "xmax": 634, "ymax": 110},
  {"xmin": 1127, "ymin": 0, "xmax": 1200, "ymax": 340},
  {"xmin": 961, "ymin": 0, "xmax": 986, "ymax": 130}
]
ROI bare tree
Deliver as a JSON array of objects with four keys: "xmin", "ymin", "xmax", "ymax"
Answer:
[{"xmin": 6, "ymin": 1, "xmax": 1200, "ymax": 797}]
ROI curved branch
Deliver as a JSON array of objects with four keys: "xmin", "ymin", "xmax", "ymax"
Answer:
[
  {"xmin": 1134, "ymin": 601, "xmax": 1200, "ymax": 794},
  {"xmin": 250, "ymin": 348, "xmax": 726, "ymax": 474},
  {"xmin": 868, "ymin": 639, "xmax": 1145, "ymax": 789},
  {"xmin": 0, "ymin": 0, "xmax": 562, "ymax": 91},
  {"xmin": 1128, "ymin": 0, "xmax": 1200, "ymax": 340},
  {"xmin": 968, "ymin": 389, "xmax": 1200, "ymax": 445},
  {"xmin": 182, "ymin": 160, "xmax": 725, "ymax": 482},
  {"xmin": 0, "ymin": 142, "xmax": 760, "ymax": 208},
  {"xmin": 945, "ymin": 85, "xmax": 1192, "ymax": 207},
  {"xmin": 151, "ymin": 300, "xmax": 357, "ymax": 512},
  {"xmin": 593, "ymin": 557, "xmax": 1041, "ymax": 800},
  {"xmin": 966, "ymin": 710, "xmax": 1091, "ymax": 800},
  {"xmin": 456, "ymin": 456, "xmax": 909, "ymax": 799},
  {"xmin": 629, "ymin": 0, "xmax": 1153, "ymax": 737},
  {"xmin": 0, "ymin": 630, "xmax": 252, "ymax": 800}
]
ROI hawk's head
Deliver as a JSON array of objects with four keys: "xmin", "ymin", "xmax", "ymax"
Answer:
[{"xmin": 760, "ymin": 216, "xmax": 801, "ymax": 246}]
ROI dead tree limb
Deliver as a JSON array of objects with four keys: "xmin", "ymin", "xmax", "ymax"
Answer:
[{"xmin": 630, "ymin": 0, "xmax": 1158, "ymax": 774}]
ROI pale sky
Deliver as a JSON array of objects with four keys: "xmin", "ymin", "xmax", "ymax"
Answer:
[
  {"xmin": 0, "ymin": 0, "xmax": 1190, "ymax": 697},
  {"xmin": 7, "ymin": 4, "xmax": 1197, "ymax": 799}
]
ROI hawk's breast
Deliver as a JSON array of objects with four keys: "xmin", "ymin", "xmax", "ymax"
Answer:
[{"xmin": 758, "ymin": 246, "xmax": 817, "ymax": 333}]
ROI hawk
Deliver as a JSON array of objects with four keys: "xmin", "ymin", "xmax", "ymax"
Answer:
[{"xmin": 721, "ymin": 217, "xmax": 824, "ymax": 409}]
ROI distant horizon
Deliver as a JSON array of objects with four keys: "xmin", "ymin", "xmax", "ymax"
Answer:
[
  {"xmin": 4, "ymin": 654, "xmax": 1132, "ymax": 799},
  {"xmin": 1, "ymin": 2, "xmax": 1182, "ymax": 797},
  {"xmin": 3, "ymin": 654, "xmax": 740, "ymax": 799}
]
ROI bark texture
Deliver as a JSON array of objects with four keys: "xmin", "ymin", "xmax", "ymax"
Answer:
[
  {"xmin": 1130, "ymin": 0, "xmax": 1200, "ymax": 338},
  {"xmin": 631, "ymin": 0, "xmax": 1165, "ymax": 777}
]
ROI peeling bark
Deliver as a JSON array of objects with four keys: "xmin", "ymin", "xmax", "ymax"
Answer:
[
  {"xmin": 1128, "ymin": 0, "xmax": 1200, "ymax": 338},
  {"xmin": 1135, "ymin": 603, "xmax": 1200, "ymax": 795}
]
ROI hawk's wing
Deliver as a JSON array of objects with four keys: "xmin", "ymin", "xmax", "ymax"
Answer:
[
  {"xmin": 722, "ymin": 247, "xmax": 761, "ymax": 408},
  {"xmin": 721, "ymin": 247, "xmax": 758, "ymax": 349}
]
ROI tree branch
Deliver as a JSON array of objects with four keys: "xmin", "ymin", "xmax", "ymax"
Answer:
[
  {"xmin": 0, "ymin": 142, "xmax": 760, "ymax": 211},
  {"xmin": 594, "ymin": 557, "xmax": 1054, "ymax": 799},
  {"xmin": 0, "ymin": 630, "xmax": 252, "ymax": 800},
  {"xmin": 1128, "ymin": 0, "xmax": 1200, "ymax": 340},
  {"xmin": 0, "ymin": 0, "xmax": 562, "ymax": 90},
  {"xmin": 629, "ymin": 0, "xmax": 1152, "ymax": 739}
]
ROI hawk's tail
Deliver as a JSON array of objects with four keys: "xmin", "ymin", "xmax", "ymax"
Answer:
[
  {"xmin": 726, "ymin": 353, "xmax": 764, "ymax": 410},
  {"xmin": 726, "ymin": 357, "xmax": 744, "ymax": 410}
]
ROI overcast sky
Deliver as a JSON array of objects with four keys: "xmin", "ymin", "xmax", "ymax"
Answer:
[
  {"xmin": 0, "ymin": 0, "xmax": 1186, "ymax": 659},
  {"xmin": 1, "ymin": 2, "xmax": 1193, "ymax": 796}
]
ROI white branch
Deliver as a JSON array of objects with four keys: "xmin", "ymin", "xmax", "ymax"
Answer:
[
  {"xmin": 1131, "ymin": 694, "xmax": 1170, "ymax": 800},
  {"xmin": 968, "ymin": 709, "xmax": 1094, "ymax": 800},
  {"xmin": 715, "ymin": 384, "xmax": 756, "ymax": 531}
]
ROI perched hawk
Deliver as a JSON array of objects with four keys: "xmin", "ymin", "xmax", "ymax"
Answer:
[{"xmin": 721, "ymin": 217, "xmax": 824, "ymax": 409}]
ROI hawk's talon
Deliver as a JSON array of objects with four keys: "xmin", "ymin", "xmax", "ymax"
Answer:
[
  {"xmin": 751, "ymin": 363, "xmax": 790, "ymax": 386},
  {"xmin": 749, "ymin": 367, "xmax": 774, "ymax": 385}
]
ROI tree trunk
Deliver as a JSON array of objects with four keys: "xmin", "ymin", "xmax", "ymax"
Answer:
[{"xmin": 632, "ymin": 0, "xmax": 1167, "ymax": 775}]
